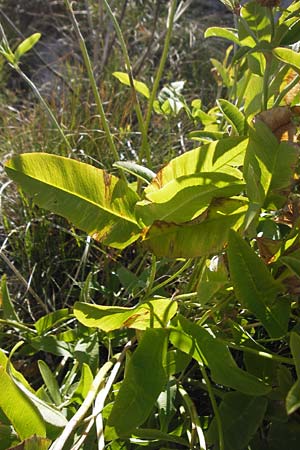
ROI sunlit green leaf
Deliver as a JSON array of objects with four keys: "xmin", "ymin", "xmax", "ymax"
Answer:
[
  {"xmin": 112, "ymin": 71, "xmax": 150, "ymax": 98},
  {"xmin": 5, "ymin": 153, "xmax": 141, "ymax": 249},
  {"xmin": 14, "ymin": 33, "xmax": 41, "ymax": 61},
  {"xmin": 0, "ymin": 351, "xmax": 46, "ymax": 440},
  {"xmin": 205, "ymin": 27, "xmax": 240, "ymax": 44},
  {"xmin": 137, "ymin": 172, "xmax": 245, "ymax": 226},
  {"xmin": 145, "ymin": 137, "xmax": 247, "ymax": 196},
  {"xmin": 217, "ymin": 99, "xmax": 248, "ymax": 136},
  {"xmin": 38, "ymin": 361, "xmax": 62, "ymax": 406},
  {"xmin": 142, "ymin": 198, "xmax": 247, "ymax": 258},
  {"xmin": 74, "ymin": 298, "xmax": 177, "ymax": 332},
  {"xmin": 273, "ymin": 47, "xmax": 300, "ymax": 71}
]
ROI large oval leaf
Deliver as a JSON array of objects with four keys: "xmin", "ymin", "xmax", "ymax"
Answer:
[
  {"xmin": 142, "ymin": 198, "xmax": 247, "ymax": 258},
  {"xmin": 137, "ymin": 172, "xmax": 245, "ymax": 225},
  {"xmin": 145, "ymin": 137, "xmax": 247, "ymax": 196},
  {"xmin": 74, "ymin": 298, "xmax": 177, "ymax": 332},
  {"xmin": 0, "ymin": 351, "xmax": 46, "ymax": 440},
  {"xmin": 170, "ymin": 315, "xmax": 271, "ymax": 396},
  {"xmin": 107, "ymin": 328, "xmax": 168, "ymax": 436},
  {"xmin": 5, "ymin": 153, "xmax": 141, "ymax": 249},
  {"xmin": 228, "ymin": 230, "xmax": 288, "ymax": 338}
]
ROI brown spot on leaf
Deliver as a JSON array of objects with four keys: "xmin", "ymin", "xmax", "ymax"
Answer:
[{"xmin": 255, "ymin": 106, "xmax": 300, "ymax": 143}]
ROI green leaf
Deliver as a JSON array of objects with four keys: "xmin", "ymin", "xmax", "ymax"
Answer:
[
  {"xmin": 112, "ymin": 71, "xmax": 150, "ymax": 98},
  {"xmin": 136, "ymin": 172, "xmax": 245, "ymax": 226},
  {"xmin": 107, "ymin": 328, "xmax": 168, "ymax": 436},
  {"xmin": 268, "ymin": 420, "xmax": 300, "ymax": 450},
  {"xmin": 228, "ymin": 230, "xmax": 288, "ymax": 338},
  {"xmin": 74, "ymin": 298, "xmax": 177, "ymax": 332},
  {"xmin": 0, "ymin": 364, "xmax": 46, "ymax": 440},
  {"xmin": 142, "ymin": 198, "xmax": 247, "ymax": 258},
  {"xmin": 145, "ymin": 137, "xmax": 247, "ymax": 196},
  {"xmin": 277, "ymin": 18, "xmax": 300, "ymax": 46},
  {"xmin": 210, "ymin": 58, "xmax": 232, "ymax": 88},
  {"xmin": 0, "ymin": 275, "xmax": 20, "ymax": 322},
  {"xmin": 14, "ymin": 33, "xmax": 41, "ymax": 61},
  {"xmin": 113, "ymin": 161, "xmax": 156, "ymax": 184},
  {"xmin": 217, "ymin": 99, "xmax": 248, "ymax": 136},
  {"xmin": 286, "ymin": 332, "xmax": 300, "ymax": 415},
  {"xmin": 170, "ymin": 315, "xmax": 271, "ymax": 395},
  {"xmin": 273, "ymin": 47, "xmax": 300, "ymax": 71},
  {"xmin": 244, "ymin": 121, "xmax": 298, "ymax": 209},
  {"xmin": 207, "ymin": 392, "xmax": 267, "ymax": 450},
  {"xmin": 34, "ymin": 309, "xmax": 69, "ymax": 335},
  {"xmin": 204, "ymin": 27, "xmax": 240, "ymax": 44},
  {"xmin": 281, "ymin": 255, "xmax": 300, "ymax": 279},
  {"xmin": 72, "ymin": 363, "xmax": 93, "ymax": 404},
  {"xmin": 5, "ymin": 153, "xmax": 141, "ymax": 249},
  {"xmin": 38, "ymin": 361, "xmax": 62, "ymax": 406},
  {"xmin": 8, "ymin": 435, "xmax": 51, "ymax": 450},
  {"xmin": 11, "ymin": 374, "xmax": 67, "ymax": 431}
]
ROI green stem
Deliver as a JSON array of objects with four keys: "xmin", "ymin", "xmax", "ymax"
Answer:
[
  {"xmin": 64, "ymin": 0, "xmax": 123, "ymax": 174},
  {"xmin": 143, "ymin": 0, "xmax": 177, "ymax": 162},
  {"xmin": 15, "ymin": 67, "xmax": 72, "ymax": 153},
  {"xmin": 148, "ymin": 258, "xmax": 192, "ymax": 296},
  {"xmin": 102, "ymin": 0, "xmax": 150, "ymax": 166},
  {"xmin": 199, "ymin": 362, "xmax": 225, "ymax": 450},
  {"xmin": 144, "ymin": 254, "xmax": 157, "ymax": 297},
  {"xmin": 221, "ymin": 340, "xmax": 294, "ymax": 365},
  {"xmin": 178, "ymin": 385, "xmax": 207, "ymax": 450},
  {"xmin": 262, "ymin": 54, "xmax": 272, "ymax": 110}
]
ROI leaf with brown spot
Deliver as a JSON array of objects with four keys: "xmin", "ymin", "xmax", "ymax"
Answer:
[{"xmin": 5, "ymin": 153, "xmax": 142, "ymax": 249}]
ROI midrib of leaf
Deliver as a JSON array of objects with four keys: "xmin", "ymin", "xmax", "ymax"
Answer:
[{"xmin": 16, "ymin": 171, "xmax": 139, "ymax": 226}]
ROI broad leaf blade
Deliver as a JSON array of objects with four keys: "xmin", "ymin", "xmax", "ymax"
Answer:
[
  {"xmin": 107, "ymin": 328, "xmax": 168, "ymax": 436},
  {"xmin": 5, "ymin": 153, "xmax": 141, "ymax": 249},
  {"xmin": 244, "ymin": 122, "xmax": 298, "ymax": 209},
  {"xmin": 204, "ymin": 27, "xmax": 240, "ymax": 44},
  {"xmin": 207, "ymin": 392, "xmax": 267, "ymax": 450},
  {"xmin": 137, "ymin": 172, "xmax": 244, "ymax": 225},
  {"xmin": 228, "ymin": 230, "xmax": 287, "ymax": 338},
  {"xmin": 145, "ymin": 137, "xmax": 247, "ymax": 196},
  {"xmin": 217, "ymin": 99, "xmax": 247, "ymax": 136},
  {"xmin": 273, "ymin": 47, "xmax": 300, "ymax": 71},
  {"xmin": 0, "ymin": 352, "xmax": 46, "ymax": 440},
  {"xmin": 112, "ymin": 71, "xmax": 150, "ymax": 98},
  {"xmin": 142, "ymin": 198, "xmax": 247, "ymax": 258},
  {"xmin": 74, "ymin": 298, "xmax": 177, "ymax": 332},
  {"xmin": 170, "ymin": 315, "xmax": 270, "ymax": 395}
]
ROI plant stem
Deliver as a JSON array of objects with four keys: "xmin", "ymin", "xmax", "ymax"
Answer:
[
  {"xmin": 144, "ymin": 0, "xmax": 177, "ymax": 155},
  {"xmin": 221, "ymin": 340, "xmax": 294, "ymax": 365},
  {"xmin": 49, "ymin": 359, "xmax": 115, "ymax": 450},
  {"xmin": 64, "ymin": 0, "xmax": 123, "ymax": 175},
  {"xmin": 148, "ymin": 258, "xmax": 192, "ymax": 296},
  {"xmin": 178, "ymin": 385, "xmax": 207, "ymax": 450},
  {"xmin": 262, "ymin": 54, "xmax": 272, "ymax": 110},
  {"xmin": 102, "ymin": 0, "xmax": 150, "ymax": 166},
  {"xmin": 199, "ymin": 362, "xmax": 225, "ymax": 450}
]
